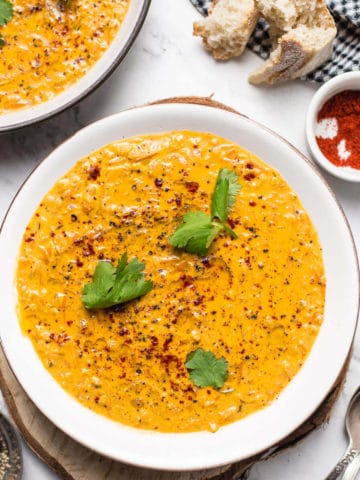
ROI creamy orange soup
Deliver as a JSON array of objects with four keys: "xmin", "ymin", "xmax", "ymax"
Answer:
[
  {"xmin": 17, "ymin": 131, "xmax": 325, "ymax": 433},
  {"xmin": 0, "ymin": 0, "xmax": 130, "ymax": 113}
]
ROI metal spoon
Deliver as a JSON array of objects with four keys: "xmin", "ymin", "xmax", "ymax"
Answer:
[
  {"xmin": 325, "ymin": 387, "xmax": 360, "ymax": 480},
  {"xmin": 0, "ymin": 413, "xmax": 22, "ymax": 479}
]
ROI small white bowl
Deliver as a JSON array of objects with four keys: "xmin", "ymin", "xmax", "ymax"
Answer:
[{"xmin": 306, "ymin": 71, "xmax": 360, "ymax": 182}]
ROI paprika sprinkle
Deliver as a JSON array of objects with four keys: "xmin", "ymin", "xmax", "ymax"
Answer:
[{"xmin": 315, "ymin": 90, "xmax": 360, "ymax": 170}]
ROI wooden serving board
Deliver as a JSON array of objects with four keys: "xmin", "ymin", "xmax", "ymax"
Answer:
[{"xmin": 0, "ymin": 97, "xmax": 350, "ymax": 480}]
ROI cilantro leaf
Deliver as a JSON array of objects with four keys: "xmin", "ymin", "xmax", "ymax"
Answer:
[
  {"xmin": 81, "ymin": 261, "xmax": 116, "ymax": 309},
  {"xmin": 169, "ymin": 211, "xmax": 223, "ymax": 256},
  {"xmin": 0, "ymin": 34, "xmax": 5, "ymax": 47},
  {"xmin": 169, "ymin": 169, "xmax": 241, "ymax": 255},
  {"xmin": 0, "ymin": 0, "xmax": 13, "ymax": 26},
  {"xmin": 111, "ymin": 255, "xmax": 153, "ymax": 304},
  {"xmin": 211, "ymin": 168, "xmax": 241, "ymax": 224},
  {"xmin": 185, "ymin": 349, "xmax": 228, "ymax": 389},
  {"xmin": 82, "ymin": 253, "xmax": 153, "ymax": 309}
]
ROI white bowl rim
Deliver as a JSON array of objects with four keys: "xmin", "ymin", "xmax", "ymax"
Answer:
[
  {"xmin": 0, "ymin": 100, "xmax": 359, "ymax": 471},
  {"xmin": 305, "ymin": 71, "xmax": 360, "ymax": 182},
  {"xmin": 0, "ymin": 0, "xmax": 151, "ymax": 134}
]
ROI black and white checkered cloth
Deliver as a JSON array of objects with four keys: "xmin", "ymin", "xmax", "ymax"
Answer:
[{"xmin": 190, "ymin": 0, "xmax": 360, "ymax": 82}]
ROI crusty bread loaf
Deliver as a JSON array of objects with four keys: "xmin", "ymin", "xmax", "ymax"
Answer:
[
  {"xmin": 193, "ymin": 0, "xmax": 260, "ymax": 60},
  {"xmin": 248, "ymin": 0, "xmax": 336, "ymax": 84}
]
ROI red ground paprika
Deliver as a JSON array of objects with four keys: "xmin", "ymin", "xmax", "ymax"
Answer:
[{"xmin": 315, "ymin": 90, "xmax": 360, "ymax": 170}]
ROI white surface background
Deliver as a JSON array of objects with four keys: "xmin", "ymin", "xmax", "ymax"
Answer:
[{"xmin": 0, "ymin": 0, "xmax": 359, "ymax": 478}]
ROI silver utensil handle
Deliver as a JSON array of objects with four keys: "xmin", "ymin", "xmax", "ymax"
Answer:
[
  {"xmin": 343, "ymin": 452, "xmax": 360, "ymax": 480},
  {"xmin": 325, "ymin": 447, "xmax": 360, "ymax": 480}
]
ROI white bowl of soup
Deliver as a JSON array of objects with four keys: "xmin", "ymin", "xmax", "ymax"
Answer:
[
  {"xmin": 0, "ymin": 101, "xmax": 358, "ymax": 471},
  {"xmin": 0, "ymin": 0, "xmax": 150, "ymax": 132}
]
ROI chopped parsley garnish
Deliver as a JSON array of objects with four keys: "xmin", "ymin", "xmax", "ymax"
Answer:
[
  {"xmin": 185, "ymin": 348, "xmax": 228, "ymax": 389},
  {"xmin": 0, "ymin": 0, "xmax": 13, "ymax": 25},
  {"xmin": 169, "ymin": 169, "xmax": 241, "ymax": 255},
  {"xmin": 82, "ymin": 253, "xmax": 153, "ymax": 309}
]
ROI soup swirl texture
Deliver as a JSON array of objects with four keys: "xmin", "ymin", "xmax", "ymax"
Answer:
[{"xmin": 17, "ymin": 131, "xmax": 325, "ymax": 433}]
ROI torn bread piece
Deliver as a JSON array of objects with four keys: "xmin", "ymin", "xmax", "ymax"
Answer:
[
  {"xmin": 193, "ymin": 0, "xmax": 260, "ymax": 60},
  {"xmin": 255, "ymin": 0, "xmax": 317, "ymax": 32},
  {"xmin": 249, "ymin": 0, "xmax": 336, "ymax": 85}
]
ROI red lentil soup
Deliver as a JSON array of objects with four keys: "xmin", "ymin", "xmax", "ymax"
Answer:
[
  {"xmin": 17, "ymin": 131, "xmax": 325, "ymax": 433},
  {"xmin": 0, "ymin": 0, "xmax": 130, "ymax": 113}
]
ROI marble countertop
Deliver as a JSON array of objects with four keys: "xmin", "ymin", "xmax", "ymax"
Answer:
[{"xmin": 1, "ymin": 1, "xmax": 360, "ymax": 478}]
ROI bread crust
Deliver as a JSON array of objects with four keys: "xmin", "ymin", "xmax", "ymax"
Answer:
[{"xmin": 248, "ymin": 0, "xmax": 336, "ymax": 84}]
